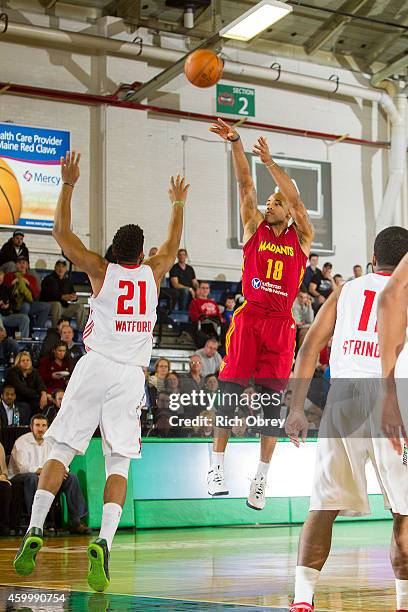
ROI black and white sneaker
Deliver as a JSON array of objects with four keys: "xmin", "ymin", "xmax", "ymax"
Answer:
[
  {"xmin": 207, "ymin": 468, "xmax": 229, "ymax": 496},
  {"xmin": 246, "ymin": 475, "xmax": 266, "ymax": 510}
]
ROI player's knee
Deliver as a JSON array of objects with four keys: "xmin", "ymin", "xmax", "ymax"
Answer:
[
  {"xmin": 105, "ymin": 454, "xmax": 130, "ymax": 480},
  {"xmin": 216, "ymin": 380, "xmax": 244, "ymax": 423},
  {"xmin": 48, "ymin": 442, "xmax": 77, "ymax": 470},
  {"xmin": 394, "ymin": 518, "xmax": 408, "ymax": 557},
  {"xmin": 258, "ymin": 387, "xmax": 284, "ymax": 436}
]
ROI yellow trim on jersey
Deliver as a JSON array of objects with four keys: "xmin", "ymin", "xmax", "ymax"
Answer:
[
  {"xmin": 225, "ymin": 300, "xmax": 247, "ymax": 355},
  {"xmin": 298, "ymin": 265, "xmax": 305, "ymax": 288}
]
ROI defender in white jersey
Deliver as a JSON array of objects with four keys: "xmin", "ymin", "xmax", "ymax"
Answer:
[
  {"xmin": 284, "ymin": 227, "xmax": 408, "ymax": 612},
  {"xmin": 14, "ymin": 151, "xmax": 191, "ymax": 593}
]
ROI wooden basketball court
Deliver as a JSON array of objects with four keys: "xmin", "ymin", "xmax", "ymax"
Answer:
[{"xmin": 0, "ymin": 520, "xmax": 396, "ymax": 611}]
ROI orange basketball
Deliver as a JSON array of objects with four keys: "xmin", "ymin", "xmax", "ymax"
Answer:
[
  {"xmin": 0, "ymin": 158, "xmax": 22, "ymax": 225},
  {"xmin": 184, "ymin": 49, "xmax": 224, "ymax": 88}
]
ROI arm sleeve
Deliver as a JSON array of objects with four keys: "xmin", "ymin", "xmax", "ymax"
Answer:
[{"xmin": 169, "ymin": 265, "xmax": 179, "ymax": 280}]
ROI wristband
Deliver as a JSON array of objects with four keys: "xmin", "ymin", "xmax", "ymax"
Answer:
[
  {"xmin": 63, "ymin": 182, "xmax": 75, "ymax": 188},
  {"xmin": 173, "ymin": 200, "xmax": 185, "ymax": 207},
  {"xmin": 229, "ymin": 134, "xmax": 240, "ymax": 142},
  {"xmin": 266, "ymin": 161, "xmax": 277, "ymax": 168}
]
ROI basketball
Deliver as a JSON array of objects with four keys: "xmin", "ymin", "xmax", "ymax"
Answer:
[
  {"xmin": 0, "ymin": 157, "xmax": 22, "ymax": 224},
  {"xmin": 184, "ymin": 49, "xmax": 224, "ymax": 88}
]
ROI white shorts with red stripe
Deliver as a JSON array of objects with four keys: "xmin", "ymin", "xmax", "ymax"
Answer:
[{"xmin": 45, "ymin": 350, "xmax": 145, "ymax": 458}]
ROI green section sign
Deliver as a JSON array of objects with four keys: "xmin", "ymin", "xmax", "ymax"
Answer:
[{"xmin": 216, "ymin": 84, "xmax": 255, "ymax": 118}]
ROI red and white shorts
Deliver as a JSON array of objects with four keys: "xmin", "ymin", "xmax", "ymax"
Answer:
[{"xmin": 45, "ymin": 351, "xmax": 145, "ymax": 458}]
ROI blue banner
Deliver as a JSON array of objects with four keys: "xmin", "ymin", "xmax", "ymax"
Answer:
[{"xmin": 0, "ymin": 123, "xmax": 70, "ymax": 229}]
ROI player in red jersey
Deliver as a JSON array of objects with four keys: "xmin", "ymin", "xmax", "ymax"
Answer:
[{"xmin": 207, "ymin": 119, "xmax": 314, "ymax": 508}]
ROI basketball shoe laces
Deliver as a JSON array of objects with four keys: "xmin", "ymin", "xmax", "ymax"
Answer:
[
  {"xmin": 213, "ymin": 468, "xmax": 224, "ymax": 484},
  {"xmin": 253, "ymin": 477, "xmax": 266, "ymax": 499}
]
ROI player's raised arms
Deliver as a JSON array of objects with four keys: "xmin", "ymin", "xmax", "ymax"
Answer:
[
  {"xmin": 53, "ymin": 151, "xmax": 106, "ymax": 296},
  {"xmin": 210, "ymin": 119, "xmax": 263, "ymax": 245}
]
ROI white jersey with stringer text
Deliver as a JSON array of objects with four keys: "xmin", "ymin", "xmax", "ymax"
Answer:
[
  {"xmin": 83, "ymin": 263, "xmax": 157, "ymax": 366},
  {"xmin": 330, "ymin": 272, "xmax": 391, "ymax": 378}
]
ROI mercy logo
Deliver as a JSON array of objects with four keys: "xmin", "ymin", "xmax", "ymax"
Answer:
[
  {"xmin": 23, "ymin": 170, "xmax": 33, "ymax": 182},
  {"xmin": 252, "ymin": 278, "xmax": 261, "ymax": 289}
]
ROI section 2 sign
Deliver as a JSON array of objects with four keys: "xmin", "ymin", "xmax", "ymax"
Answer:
[{"xmin": 216, "ymin": 84, "xmax": 255, "ymax": 118}]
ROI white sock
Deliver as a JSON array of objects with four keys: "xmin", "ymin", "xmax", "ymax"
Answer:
[
  {"xmin": 255, "ymin": 460, "xmax": 270, "ymax": 480},
  {"xmin": 294, "ymin": 565, "xmax": 320, "ymax": 605},
  {"xmin": 212, "ymin": 451, "xmax": 224, "ymax": 470},
  {"xmin": 99, "ymin": 503, "xmax": 122, "ymax": 551},
  {"xmin": 28, "ymin": 489, "xmax": 55, "ymax": 531},
  {"xmin": 396, "ymin": 578, "xmax": 408, "ymax": 610}
]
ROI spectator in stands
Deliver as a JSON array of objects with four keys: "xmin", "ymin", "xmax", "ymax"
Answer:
[
  {"xmin": 60, "ymin": 324, "xmax": 84, "ymax": 365},
  {"xmin": 333, "ymin": 273, "xmax": 344, "ymax": 287},
  {"xmin": 154, "ymin": 391, "xmax": 173, "ymax": 437},
  {"xmin": 293, "ymin": 287, "xmax": 314, "ymax": 349},
  {"xmin": 0, "ymin": 230, "xmax": 30, "ymax": 272},
  {"xmin": 0, "ymin": 442, "xmax": 11, "ymax": 535},
  {"xmin": 44, "ymin": 389, "xmax": 64, "ymax": 424},
  {"xmin": 223, "ymin": 295, "xmax": 236, "ymax": 327},
  {"xmin": 148, "ymin": 358, "xmax": 171, "ymax": 395},
  {"xmin": 4, "ymin": 256, "xmax": 50, "ymax": 328},
  {"xmin": 0, "ymin": 319, "xmax": 19, "ymax": 366},
  {"xmin": 5, "ymin": 351, "xmax": 47, "ymax": 415},
  {"xmin": 8, "ymin": 414, "xmax": 91, "ymax": 534},
  {"xmin": 197, "ymin": 338, "xmax": 222, "ymax": 377},
  {"xmin": 350, "ymin": 264, "xmax": 363, "ymax": 280},
  {"xmin": 189, "ymin": 281, "xmax": 225, "ymax": 347},
  {"xmin": 0, "ymin": 384, "xmax": 31, "ymax": 427},
  {"xmin": 0, "ymin": 270, "xmax": 30, "ymax": 338},
  {"xmin": 40, "ymin": 260, "xmax": 86, "ymax": 331},
  {"xmin": 40, "ymin": 317, "xmax": 70, "ymax": 358},
  {"xmin": 39, "ymin": 342, "xmax": 72, "ymax": 394},
  {"xmin": 304, "ymin": 253, "xmax": 320, "ymax": 289},
  {"xmin": 165, "ymin": 371, "xmax": 181, "ymax": 395},
  {"xmin": 203, "ymin": 373, "xmax": 220, "ymax": 410},
  {"xmin": 180, "ymin": 355, "xmax": 204, "ymax": 412},
  {"xmin": 204, "ymin": 373, "xmax": 219, "ymax": 393},
  {"xmin": 170, "ymin": 249, "xmax": 199, "ymax": 310},
  {"xmin": 308, "ymin": 262, "xmax": 335, "ymax": 313}
]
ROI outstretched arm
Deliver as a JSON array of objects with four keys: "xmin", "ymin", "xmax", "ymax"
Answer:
[
  {"xmin": 53, "ymin": 152, "xmax": 106, "ymax": 294},
  {"xmin": 253, "ymin": 137, "xmax": 314, "ymax": 255},
  {"xmin": 378, "ymin": 253, "xmax": 408, "ymax": 454},
  {"xmin": 210, "ymin": 119, "xmax": 263, "ymax": 244},
  {"xmin": 145, "ymin": 175, "xmax": 189, "ymax": 292},
  {"xmin": 285, "ymin": 287, "xmax": 340, "ymax": 445}
]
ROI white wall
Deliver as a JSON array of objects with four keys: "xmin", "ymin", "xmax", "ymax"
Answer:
[{"xmin": 0, "ymin": 12, "xmax": 392, "ymax": 279}]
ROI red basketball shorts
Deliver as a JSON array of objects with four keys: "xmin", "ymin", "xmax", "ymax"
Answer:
[{"xmin": 219, "ymin": 301, "xmax": 296, "ymax": 390}]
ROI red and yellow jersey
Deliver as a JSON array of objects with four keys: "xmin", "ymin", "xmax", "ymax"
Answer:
[{"xmin": 242, "ymin": 221, "xmax": 307, "ymax": 313}]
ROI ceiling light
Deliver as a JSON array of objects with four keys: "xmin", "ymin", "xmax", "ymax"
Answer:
[{"xmin": 219, "ymin": 0, "xmax": 292, "ymax": 42}]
